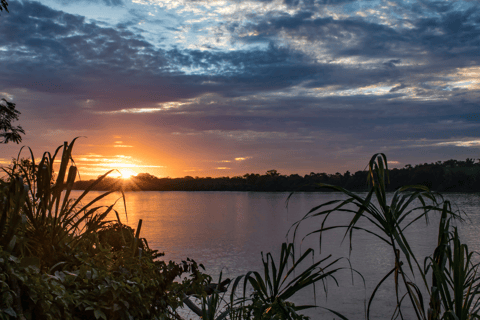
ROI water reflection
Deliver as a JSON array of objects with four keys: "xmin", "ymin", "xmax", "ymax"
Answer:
[{"xmin": 71, "ymin": 191, "xmax": 480, "ymax": 319}]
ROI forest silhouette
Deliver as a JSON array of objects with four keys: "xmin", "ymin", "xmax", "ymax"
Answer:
[{"xmin": 74, "ymin": 158, "xmax": 480, "ymax": 192}]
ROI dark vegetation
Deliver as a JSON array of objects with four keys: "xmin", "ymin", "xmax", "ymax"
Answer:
[
  {"xmin": 0, "ymin": 140, "xmax": 344, "ymax": 319},
  {"xmin": 74, "ymin": 159, "xmax": 480, "ymax": 192},
  {"xmin": 2, "ymin": 139, "xmax": 480, "ymax": 319},
  {"xmin": 0, "ymin": 99, "xmax": 24, "ymax": 144},
  {"xmin": 0, "ymin": 141, "xmax": 208, "ymax": 319},
  {"xmin": 0, "ymin": 0, "xmax": 8, "ymax": 13},
  {"xmin": 289, "ymin": 154, "xmax": 480, "ymax": 320}
]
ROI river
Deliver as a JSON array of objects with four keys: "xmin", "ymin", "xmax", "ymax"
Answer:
[{"xmin": 71, "ymin": 190, "xmax": 480, "ymax": 319}]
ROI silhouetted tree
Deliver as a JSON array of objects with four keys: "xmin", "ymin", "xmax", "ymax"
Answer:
[
  {"xmin": 136, "ymin": 172, "xmax": 157, "ymax": 180},
  {"xmin": 1, "ymin": 99, "xmax": 25, "ymax": 144},
  {"xmin": 266, "ymin": 169, "xmax": 280, "ymax": 177},
  {"xmin": 465, "ymin": 158, "xmax": 475, "ymax": 166},
  {"xmin": 444, "ymin": 159, "xmax": 458, "ymax": 168},
  {"xmin": 73, "ymin": 158, "xmax": 480, "ymax": 192},
  {"xmin": 244, "ymin": 173, "xmax": 260, "ymax": 185}
]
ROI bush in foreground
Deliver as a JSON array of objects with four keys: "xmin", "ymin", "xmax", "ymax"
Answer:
[{"xmin": 0, "ymin": 140, "xmax": 207, "ymax": 319}]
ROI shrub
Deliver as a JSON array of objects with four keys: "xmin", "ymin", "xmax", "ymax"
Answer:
[{"xmin": 0, "ymin": 139, "xmax": 207, "ymax": 319}]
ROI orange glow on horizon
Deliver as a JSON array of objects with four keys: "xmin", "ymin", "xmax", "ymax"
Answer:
[{"xmin": 111, "ymin": 168, "xmax": 138, "ymax": 179}]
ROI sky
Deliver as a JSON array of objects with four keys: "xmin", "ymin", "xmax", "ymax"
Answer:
[{"xmin": 1, "ymin": 0, "xmax": 480, "ymax": 179}]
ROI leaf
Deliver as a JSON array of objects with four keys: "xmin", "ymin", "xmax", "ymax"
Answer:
[
  {"xmin": 94, "ymin": 309, "xmax": 107, "ymax": 320},
  {"xmin": 3, "ymin": 307, "xmax": 17, "ymax": 317}
]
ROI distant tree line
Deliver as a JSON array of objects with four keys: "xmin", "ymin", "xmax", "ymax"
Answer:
[{"xmin": 73, "ymin": 158, "xmax": 480, "ymax": 192}]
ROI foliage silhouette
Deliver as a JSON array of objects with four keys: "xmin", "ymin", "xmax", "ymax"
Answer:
[
  {"xmin": 0, "ymin": 99, "xmax": 24, "ymax": 144},
  {"xmin": 74, "ymin": 158, "xmax": 480, "ymax": 192},
  {"xmin": 289, "ymin": 153, "xmax": 480, "ymax": 320},
  {"xmin": 0, "ymin": 0, "xmax": 8, "ymax": 13},
  {"xmin": 0, "ymin": 139, "xmax": 208, "ymax": 319}
]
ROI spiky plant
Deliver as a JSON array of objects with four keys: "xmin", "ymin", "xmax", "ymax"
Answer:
[
  {"xmin": 242, "ymin": 242, "xmax": 345, "ymax": 319},
  {"xmin": 1, "ymin": 138, "xmax": 125, "ymax": 269},
  {"xmin": 289, "ymin": 153, "xmax": 475, "ymax": 320}
]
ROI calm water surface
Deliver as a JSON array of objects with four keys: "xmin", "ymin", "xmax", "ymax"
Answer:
[{"xmin": 72, "ymin": 191, "xmax": 480, "ymax": 319}]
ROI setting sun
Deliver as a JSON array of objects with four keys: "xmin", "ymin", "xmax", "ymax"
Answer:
[{"xmin": 116, "ymin": 168, "xmax": 138, "ymax": 179}]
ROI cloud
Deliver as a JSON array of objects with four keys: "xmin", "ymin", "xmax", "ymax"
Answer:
[
  {"xmin": 0, "ymin": 1, "xmax": 168, "ymax": 91},
  {"xmin": 2, "ymin": 0, "xmax": 480, "ymax": 177},
  {"xmin": 431, "ymin": 140, "xmax": 480, "ymax": 148},
  {"xmin": 228, "ymin": 0, "xmax": 480, "ymax": 70},
  {"xmin": 54, "ymin": 0, "xmax": 124, "ymax": 6},
  {"xmin": 4, "ymin": 0, "xmax": 480, "ymax": 114}
]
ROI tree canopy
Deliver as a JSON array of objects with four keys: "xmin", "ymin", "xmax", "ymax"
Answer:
[{"xmin": 0, "ymin": 99, "xmax": 25, "ymax": 144}]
